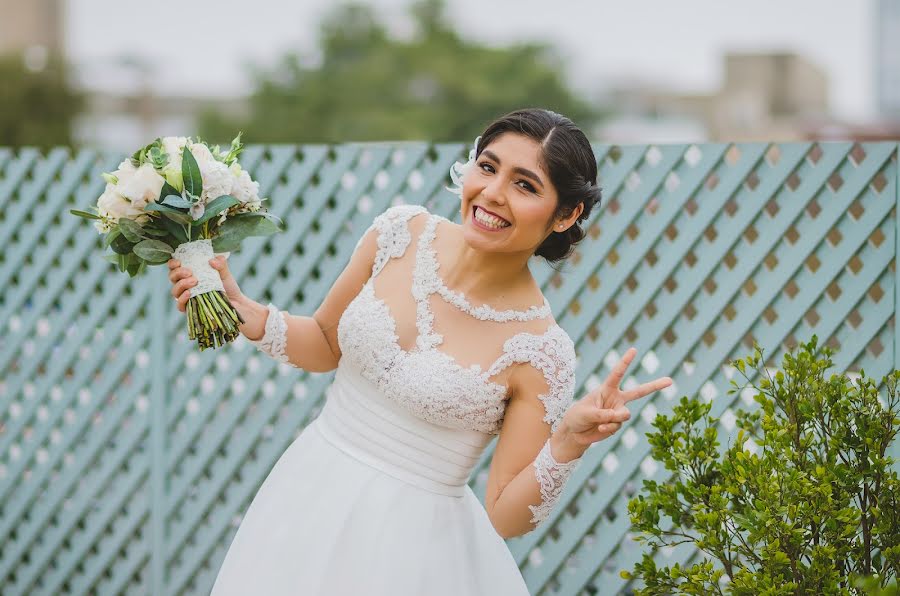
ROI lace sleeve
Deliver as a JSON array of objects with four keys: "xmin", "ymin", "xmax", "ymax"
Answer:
[
  {"xmin": 488, "ymin": 324, "xmax": 577, "ymax": 433},
  {"xmin": 247, "ymin": 303, "xmax": 299, "ymax": 368},
  {"xmin": 529, "ymin": 439, "xmax": 580, "ymax": 526},
  {"xmin": 488, "ymin": 324, "xmax": 579, "ymax": 527},
  {"xmin": 354, "ymin": 204, "xmax": 428, "ymax": 277}
]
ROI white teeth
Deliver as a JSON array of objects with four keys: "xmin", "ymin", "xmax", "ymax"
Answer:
[{"xmin": 474, "ymin": 207, "xmax": 510, "ymax": 229}]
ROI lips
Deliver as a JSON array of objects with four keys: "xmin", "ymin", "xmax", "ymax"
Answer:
[{"xmin": 473, "ymin": 205, "xmax": 511, "ymax": 227}]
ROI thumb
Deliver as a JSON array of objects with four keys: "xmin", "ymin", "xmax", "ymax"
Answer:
[{"xmin": 209, "ymin": 255, "xmax": 232, "ymax": 279}]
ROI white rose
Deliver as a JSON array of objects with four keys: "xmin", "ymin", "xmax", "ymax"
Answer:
[
  {"xmin": 111, "ymin": 158, "xmax": 137, "ymax": 182},
  {"xmin": 188, "ymin": 142, "xmax": 216, "ymax": 167},
  {"xmin": 197, "ymin": 155, "xmax": 234, "ymax": 203},
  {"xmin": 230, "ymin": 167, "xmax": 260, "ymax": 204},
  {"xmin": 117, "ymin": 163, "xmax": 165, "ymax": 210},
  {"xmin": 97, "ymin": 183, "xmax": 145, "ymax": 221}
]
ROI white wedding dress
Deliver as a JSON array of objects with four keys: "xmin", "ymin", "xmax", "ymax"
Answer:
[{"xmin": 209, "ymin": 205, "xmax": 579, "ymax": 595}]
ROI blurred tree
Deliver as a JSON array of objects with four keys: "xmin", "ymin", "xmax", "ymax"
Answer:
[
  {"xmin": 199, "ymin": 0, "xmax": 599, "ymax": 143},
  {"xmin": 0, "ymin": 52, "xmax": 84, "ymax": 148}
]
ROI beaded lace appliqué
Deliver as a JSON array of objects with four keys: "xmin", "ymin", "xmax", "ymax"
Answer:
[
  {"xmin": 528, "ymin": 439, "xmax": 581, "ymax": 526},
  {"xmin": 356, "ymin": 204, "xmax": 428, "ymax": 276},
  {"xmin": 337, "ymin": 207, "xmax": 577, "ymax": 435}
]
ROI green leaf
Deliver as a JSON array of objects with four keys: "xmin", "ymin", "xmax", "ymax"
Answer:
[
  {"xmin": 69, "ymin": 208, "xmax": 101, "ymax": 220},
  {"xmin": 118, "ymin": 218, "xmax": 148, "ymax": 243},
  {"xmin": 140, "ymin": 224, "xmax": 170, "ymax": 237},
  {"xmin": 110, "ymin": 232, "xmax": 135, "ymax": 255},
  {"xmin": 133, "ymin": 239, "xmax": 174, "ymax": 264},
  {"xmin": 162, "ymin": 194, "xmax": 194, "ymax": 209},
  {"xmin": 223, "ymin": 131, "xmax": 244, "ymax": 165},
  {"xmin": 159, "ymin": 180, "xmax": 181, "ymax": 201},
  {"xmin": 195, "ymin": 194, "xmax": 240, "ymax": 225},
  {"xmin": 156, "ymin": 216, "xmax": 189, "ymax": 244},
  {"xmin": 104, "ymin": 226, "xmax": 121, "ymax": 248},
  {"xmin": 145, "ymin": 201, "xmax": 193, "ymax": 225},
  {"xmin": 212, "ymin": 213, "xmax": 281, "ymax": 252},
  {"xmin": 181, "ymin": 145, "xmax": 203, "ymax": 198}
]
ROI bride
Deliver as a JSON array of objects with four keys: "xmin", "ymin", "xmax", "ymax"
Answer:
[{"xmin": 167, "ymin": 108, "xmax": 672, "ymax": 595}]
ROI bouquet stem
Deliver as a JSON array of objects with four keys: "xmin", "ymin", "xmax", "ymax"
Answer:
[{"xmin": 173, "ymin": 239, "xmax": 245, "ymax": 350}]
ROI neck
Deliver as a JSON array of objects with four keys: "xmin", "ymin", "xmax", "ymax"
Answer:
[{"xmin": 441, "ymin": 229, "xmax": 534, "ymax": 303}]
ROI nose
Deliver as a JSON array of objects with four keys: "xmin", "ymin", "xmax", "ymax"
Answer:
[{"xmin": 481, "ymin": 175, "xmax": 507, "ymax": 206}]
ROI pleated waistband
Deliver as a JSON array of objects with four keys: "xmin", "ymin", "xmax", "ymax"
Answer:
[{"xmin": 314, "ymin": 365, "xmax": 491, "ymax": 497}]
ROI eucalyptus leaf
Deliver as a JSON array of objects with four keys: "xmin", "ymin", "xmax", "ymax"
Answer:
[
  {"xmin": 162, "ymin": 194, "xmax": 194, "ymax": 209},
  {"xmin": 140, "ymin": 225, "xmax": 169, "ymax": 237},
  {"xmin": 69, "ymin": 208, "xmax": 101, "ymax": 220},
  {"xmin": 133, "ymin": 239, "xmax": 174, "ymax": 264},
  {"xmin": 118, "ymin": 218, "xmax": 147, "ymax": 243},
  {"xmin": 181, "ymin": 146, "xmax": 203, "ymax": 198},
  {"xmin": 146, "ymin": 201, "xmax": 193, "ymax": 225},
  {"xmin": 157, "ymin": 215, "xmax": 189, "ymax": 244},
  {"xmin": 110, "ymin": 232, "xmax": 135, "ymax": 255},
  {"xmin": 104, "ymin": 227, "xmax": 121, "ymax": 248},
  {"xmin": 195, "ymin": 194, "xmax": 240, "ymax": 225},
  {"xmin": 228, "ymin": 210, "xmax": 285, "ymax": 230},
  {"xmin": 212, "ymin": 213, "xmax": 281, "ymax": 253}
]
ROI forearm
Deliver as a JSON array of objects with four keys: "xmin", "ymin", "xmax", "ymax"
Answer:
[
  {"xmin": 488, "ymin": 431, "xmax": 586, "ymax": 539},
  {"xmin": 235, "ymin": 296, "xmax": 340, "ymax": 372},
  {"xmin": 232, "ymin": 294, "xmax": 269, "ymax": 341}
]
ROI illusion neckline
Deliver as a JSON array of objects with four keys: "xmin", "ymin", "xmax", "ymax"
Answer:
[{"xmin": 419, "ymin": 214, "xmax": 552, "ymax": 323}]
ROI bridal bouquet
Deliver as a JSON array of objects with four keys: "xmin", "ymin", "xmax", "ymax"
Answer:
[{"xmin": 70, "ymin": 134, "xmax": 283, "ymax": 350}]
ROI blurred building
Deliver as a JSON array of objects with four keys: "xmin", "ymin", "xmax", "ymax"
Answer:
[
  {"xmin": 598, "ymin": 52, "xmax": 831, "ymax": 143},
  {"xmin": 876, "ymin": 0, "xmax": 900, "ymax": 121},
  {"xmin": 0, "ymin": 0, "xmax": 63, "ymax": 54}
]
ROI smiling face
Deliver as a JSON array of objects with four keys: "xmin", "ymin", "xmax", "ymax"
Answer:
[{"xmin": 459, "ymin": 132, "xmax": 563, "ymax": 257}]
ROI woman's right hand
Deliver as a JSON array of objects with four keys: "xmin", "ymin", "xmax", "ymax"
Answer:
[{"xmin": 167, "ymin": 255, "xmax": 244, "ymax": 312}]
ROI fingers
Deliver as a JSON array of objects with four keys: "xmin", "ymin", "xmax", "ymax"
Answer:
[
  {"xmin": 622, "ymin": 377, "xmax": 674, "ymax": 403},
  {"xmin": 168, "ymin": 262, "xmax": 194, "ymax": 283},
  {"xmin": 171, "ymin": 275, "xmax": 197, "ymax": 299},
  {"xmin": 167, "ymin": 258, "xmax": 180, "ymax": 270},
  {"xmin": 604, "ymin": 347, "xmax": 637, "ymax": 390},
  {"xmin": 209, "ymin": 256, "xmax": 231, "ymax": 280},
  {"xmin": 175, "ymin": 289, "xmax": 191, "ymax": 312},
  {"xmin": 597, "ymin": 422, "xmax": 622, "ymax": 436},
  {"xmin": 594, "ymin": 406, "xmax": 630, "ymax": 425}
]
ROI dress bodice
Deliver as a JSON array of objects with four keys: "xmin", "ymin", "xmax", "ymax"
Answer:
[{"xmin": 336, "ymin": 205, "xmax": 576, "ymax": 435}]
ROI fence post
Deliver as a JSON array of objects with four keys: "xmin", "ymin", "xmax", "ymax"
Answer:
[
  {"xmin": 893, "ymin": 142, "xmax": 900, "ymax": 467},
  {"xmin": 151, "ymin": 271, "xmax": 169, "ymax": 593}
]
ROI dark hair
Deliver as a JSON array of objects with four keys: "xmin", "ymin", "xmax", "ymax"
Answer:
[{"xmin": 475, "ymin": 108, "xmax": 602, "ymax": 263}]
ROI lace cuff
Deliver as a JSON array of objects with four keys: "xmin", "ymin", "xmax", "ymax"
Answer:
[
  {"xmin": 528, "ymin": 439, "xmax": 581, "ymax": 526},
  {"xmin": 247, "ymin": 303, "xmax": 296, "ymax": 367}
]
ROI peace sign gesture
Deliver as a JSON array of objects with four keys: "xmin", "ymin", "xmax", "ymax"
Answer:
[{"xmin": 558, "ymin": 347, "xmax": 673, "ymax": 449}]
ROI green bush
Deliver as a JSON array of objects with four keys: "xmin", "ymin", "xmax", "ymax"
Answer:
[{"xmin": 623, "ymin": 336, "xmax": 900, "ymax": 595}]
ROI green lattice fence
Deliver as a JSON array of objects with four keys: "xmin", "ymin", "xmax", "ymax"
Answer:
[{"xmin": 0, "ymin": 141, "xmax": 897, "ymax": 595}]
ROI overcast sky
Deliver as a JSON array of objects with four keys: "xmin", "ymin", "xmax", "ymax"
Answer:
[{"xmin": 64, "ymin": 0, "xmax": 877, "ymax": 121}]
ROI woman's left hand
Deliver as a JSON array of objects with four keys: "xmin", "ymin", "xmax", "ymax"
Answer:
[{"xmin": 559, "ymin": 347, "xmax": 673, "ymax": 448}]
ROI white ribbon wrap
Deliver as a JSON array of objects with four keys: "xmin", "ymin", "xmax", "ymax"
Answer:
[{"xmin": 172, "ymin": 239, "xmax": 229, "ymax": 298}]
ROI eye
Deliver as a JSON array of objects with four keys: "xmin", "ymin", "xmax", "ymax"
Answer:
[
  {"xmin": 516, "ymin": 180, "xmax": 537, "ymax": 193},
  {"xmin": 478, "ymin": 161, "xmax": 495, "ymax": 174}
]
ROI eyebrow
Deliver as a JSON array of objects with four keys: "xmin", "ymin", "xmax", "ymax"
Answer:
[{"xmin": 481, "ymin": 150, "xmax": 545, "ymax": 188}]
